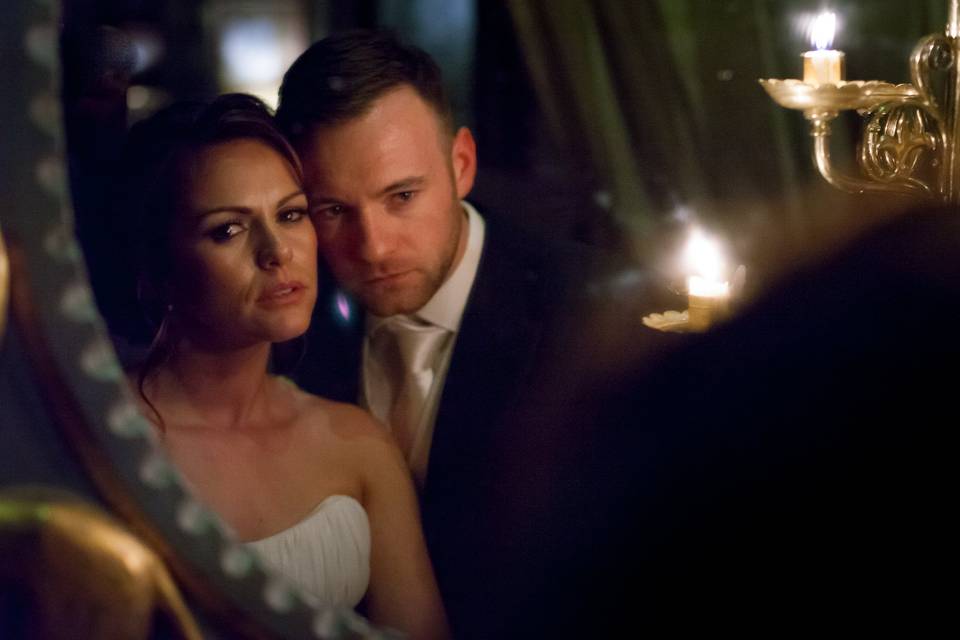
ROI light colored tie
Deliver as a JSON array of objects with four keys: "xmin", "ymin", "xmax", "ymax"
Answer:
[{"xmin": 373, "ymin": 316, "xmax": 449, "ymax": 459}]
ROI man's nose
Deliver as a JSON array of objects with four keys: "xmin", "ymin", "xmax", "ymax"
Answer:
[
  {"xmin": 256, "ymin": 228, "xmax": 293, "ymax": 270},
  {"xmin": 353, "ymin": 208, "xmax": 392, "ymax": 263}
]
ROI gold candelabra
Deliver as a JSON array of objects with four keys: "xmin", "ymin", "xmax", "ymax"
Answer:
[{"xmin": 761, "ymin": 0, "xmax": 960, "ymax": 203}]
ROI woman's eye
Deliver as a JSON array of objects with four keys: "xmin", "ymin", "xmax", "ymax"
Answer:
[
  {"xmin": 208, "ymin": 222, "xmax": 244, "ymax": 243},
  {"xmin": 278, "ymin": 208, "xmax": 307, "ymax": 223}
]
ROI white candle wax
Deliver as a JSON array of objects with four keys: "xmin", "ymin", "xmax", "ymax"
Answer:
[
  {"xmin": 687, "ymin": 276, "xmax": 730, "ymax": 332},
  {"xmin": 802, "ymin": 49, "xmax": 845, "ymax": 86}
]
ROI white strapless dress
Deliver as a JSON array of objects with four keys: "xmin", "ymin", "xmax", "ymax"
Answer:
[{"xmin": 245, "ymin": 494, "xmax": 371, "ymax": 608}]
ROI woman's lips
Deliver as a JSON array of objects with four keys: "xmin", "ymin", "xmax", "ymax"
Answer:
[{"xmin": 258, "ymin": 282, "xmax": 307, "ymax": 307}]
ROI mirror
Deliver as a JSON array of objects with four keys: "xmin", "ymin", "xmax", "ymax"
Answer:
[
  {"xmin": 2, "ymin": 2, "xmax": 385, "ymax": 638},
  {"xmin": 2, "ymin": 0, "xmax": 951, "ymax": 637}
]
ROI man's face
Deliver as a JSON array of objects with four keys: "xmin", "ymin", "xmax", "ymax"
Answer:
[{"xmin": 300, "ymin": 85, "xmax": 476, "ymax": 317}]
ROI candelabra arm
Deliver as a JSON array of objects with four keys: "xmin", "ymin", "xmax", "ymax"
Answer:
[{"xmin": 808, "ymin": 115, "xmax": 933, "ymax": 197}]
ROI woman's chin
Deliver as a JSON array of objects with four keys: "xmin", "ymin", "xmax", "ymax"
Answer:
[
  {"xmin": 187, "ymin": 313, "xmax": 311, "ymax": 351},
  {"xmin": 266, "ymin": 317, "xmax": 311, "ymax": 344}
]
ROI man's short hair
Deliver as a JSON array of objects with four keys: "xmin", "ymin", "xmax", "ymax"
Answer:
[{"xmin": 276, "ymin": 29, "xmax": 453, "ymax": 142}]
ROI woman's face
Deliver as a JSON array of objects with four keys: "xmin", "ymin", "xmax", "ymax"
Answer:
[{"xmin": 168, "ymin": 138, "xmax": 317, "ymax": 350}]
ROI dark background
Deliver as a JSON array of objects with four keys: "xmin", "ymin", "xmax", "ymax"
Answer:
[{"xmin": 60, "ymin": 0, "xmax": 951, "ymax": 326}]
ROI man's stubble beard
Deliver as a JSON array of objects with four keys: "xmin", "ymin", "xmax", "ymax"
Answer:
[
  {"xmin": 353, "ymin": 203, "xmax": 463, "ymax": 317},
  {"xmin": 356, "ymin": 267, "xmax": 444, "ymax": 317}
]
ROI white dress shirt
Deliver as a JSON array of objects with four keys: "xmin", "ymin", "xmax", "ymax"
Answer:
[{"xmin": 361, "ymin": 202, "xmax": 486, "ymax": 486}]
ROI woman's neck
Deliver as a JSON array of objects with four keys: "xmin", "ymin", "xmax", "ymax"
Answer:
[{"xmin": 150, "ymin": 338, "xmax": 275, "ymax": 431}]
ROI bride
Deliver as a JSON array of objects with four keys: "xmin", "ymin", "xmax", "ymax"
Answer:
[{"xmin": 116, "ymin": 93, "xmax": 448, "ymax": 639}]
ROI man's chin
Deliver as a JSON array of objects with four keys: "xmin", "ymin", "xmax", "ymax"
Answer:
[
  {"xmin": 355, "ymin": 287, "xmax": 432, "ymax": 317},
  {"xmin": 361, "ymin": 297, "xmax": 427, "ymax": 317}
]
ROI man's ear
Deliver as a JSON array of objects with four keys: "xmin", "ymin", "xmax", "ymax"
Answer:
[{"xmin": 450, "ymin": 126, "xmax": 477, "ymax": 199}]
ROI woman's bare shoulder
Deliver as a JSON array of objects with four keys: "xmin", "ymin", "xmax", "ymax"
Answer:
[
  {"xmin": 275, "ymin": 377, "xmax": 393, "ymax": 446},
  {"xmin": 273, "ymin": 378, "xmax": 412, "ymax": 503}
]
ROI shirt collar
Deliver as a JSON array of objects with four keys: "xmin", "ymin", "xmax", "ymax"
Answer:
[{"xmin": 367, "ymin": 201, "xmax": 485, "ymax": 334}]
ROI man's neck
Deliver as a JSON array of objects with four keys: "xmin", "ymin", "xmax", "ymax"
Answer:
[{"xmin": 412, "ymin": 201, "xmax": 485, "ymax": 332}]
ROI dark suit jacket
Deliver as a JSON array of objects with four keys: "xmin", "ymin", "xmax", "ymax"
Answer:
[{"xmin": 293, "ymin": 207, "xmax": 682, "ymax": 637}]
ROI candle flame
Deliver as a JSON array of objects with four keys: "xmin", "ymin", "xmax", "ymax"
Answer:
[
  {"xmin": 688, "ymin": 275, "xmax": 730, "ymax": 298},
  {"xmin": 684, "ymin": 228, "xmax": 726, "ymax": 282},
  {"xmin": 810, "ymin": 11, "xmax": 837, "ymax": 50}
]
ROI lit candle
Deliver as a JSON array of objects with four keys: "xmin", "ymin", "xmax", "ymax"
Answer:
[
  {"xmin": 802, "ymin": 11, "xmax": 845, "ymax": 86},
  {"xmin": 684, "ymin": 228, "xmax": 730, "ymax": 332}
]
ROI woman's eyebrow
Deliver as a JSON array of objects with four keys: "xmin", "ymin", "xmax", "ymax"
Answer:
[
  {"xmin": 192, "ymin": 205, "xmax": 251, "ymax": 219},
  {"xmin": 276, "ymin": 189, "xmax": 307, "ymax": 207},
  {"xmin": 193, "ymin": 190, "xmax": 306, "ymax": 219}
]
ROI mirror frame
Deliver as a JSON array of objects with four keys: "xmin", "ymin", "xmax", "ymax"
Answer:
[{"xmin": 5, "ymin": 3, "xmax": 390, "ymax": 638}]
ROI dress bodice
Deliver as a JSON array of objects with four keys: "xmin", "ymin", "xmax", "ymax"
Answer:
[{"xmin": 245, "ymin": 494, "xmax": 371, "ymax": 609}]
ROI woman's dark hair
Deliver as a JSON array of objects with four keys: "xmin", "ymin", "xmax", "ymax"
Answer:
[{"xmin": 110, "ymin": 93, "xmax": 303, "ymax": 423}]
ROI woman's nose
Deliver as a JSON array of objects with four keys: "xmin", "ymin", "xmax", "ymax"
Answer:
[{"xmin": 256, "ymin": 229, "xmax": 293, "ymax": 269}]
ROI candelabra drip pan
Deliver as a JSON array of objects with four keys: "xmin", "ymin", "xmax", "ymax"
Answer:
[
  {"xmin": 759, "ymin": 79, "xmax": 919, "ymax": 113},
  {"xmin": 642, "ymin": 310, "xmax": 691, "ymax": 333}
]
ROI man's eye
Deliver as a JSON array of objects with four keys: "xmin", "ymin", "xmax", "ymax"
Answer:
[
  {"xmin": 394, "ymin": 191, "xmax": 415, "ymax": 203},
  {"xmin": 208, "ymin": 222, "xmax": 244, "ymax": 242},
  {"xmin": 278, "ymin": 208, "xmax": 307, "ymax": 223},
  {"xmin": 315, "ymin": 204, "xmax": 345, "ymax": 219}
]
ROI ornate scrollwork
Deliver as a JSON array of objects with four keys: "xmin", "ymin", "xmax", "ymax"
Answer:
[
  {"xmin": 860, "ymin": 101, "xmax": 940, "ymax": 194},
  {"xmin": 910, "ymin": 34, "xmax": 953, "ymax": 120}
]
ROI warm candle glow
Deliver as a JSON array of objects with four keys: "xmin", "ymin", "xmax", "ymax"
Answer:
[
  {"xmin": 684, "ymin": 228, "xmax": 727, "ymax": 287},
  {"xmin": 688, "ymin": 275, "xmax": 730, "ymax": 298},
  {"xmin": 683, "ymin": 228, "xmax": 730, "ymax": 331},
  {"xmin": 810, "ymin": 11, "xmax": 837, "ymax": 50},
  {"xmin": 803, "ymin": 10, "xmax": 845, "ymax": 86}
]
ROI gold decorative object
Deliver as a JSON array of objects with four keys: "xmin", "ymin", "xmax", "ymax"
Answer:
[
  {"xmin": 760, "ymin": 0, "xmax": 960, "ymax": 202},
  {"xmin": 0, "ymin": 487, "xmax": 203, "ymax": 640},
  {"xmin": 0, "ymin": 223, "xmax": 8, "ymax": 342}
]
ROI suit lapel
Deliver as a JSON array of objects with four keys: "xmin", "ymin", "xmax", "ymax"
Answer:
[{"xmin": 424, "ymin": 221, "xmax": 547, "ymax": 503}]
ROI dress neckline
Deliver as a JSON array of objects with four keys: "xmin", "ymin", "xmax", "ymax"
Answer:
[{"xmin": 245, "ymin": 494, "xmax": 365, "ymax": 544}]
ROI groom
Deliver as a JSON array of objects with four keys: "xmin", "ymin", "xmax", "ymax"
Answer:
[{"xmin": 277, "ymin": 29, "xmax": 672, "ymax": 636}]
